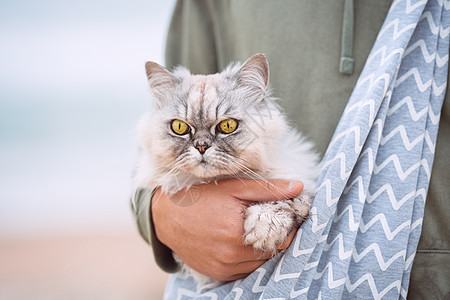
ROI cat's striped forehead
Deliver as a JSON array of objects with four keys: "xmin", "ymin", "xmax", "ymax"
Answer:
[{"xmin": 178, "ymin": 74, "xmax": 231, "ymax": 127}]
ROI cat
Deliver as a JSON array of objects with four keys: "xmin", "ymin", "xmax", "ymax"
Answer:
[{"xmin": 133, "ymin": 53, "xmax": 320, "ymax": 285}]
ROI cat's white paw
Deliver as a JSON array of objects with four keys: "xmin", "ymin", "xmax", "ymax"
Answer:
[{"xmin": 243, "ymin": 203, "xmax": 295, "ymax": 253}]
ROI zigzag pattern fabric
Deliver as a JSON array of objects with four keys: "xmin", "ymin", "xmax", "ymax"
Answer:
[{"xmin": 164, "ymin": 0, "xmax": 449, "ymax": 298}]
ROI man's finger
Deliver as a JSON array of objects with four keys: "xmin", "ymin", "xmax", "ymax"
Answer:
[
  {"xmin": 226, "ymin": 179, "xmax": 304, "ymax": 202},
  {"xmin": 232, "ymin": 259, "xmax": 269, "ymax": 275}
]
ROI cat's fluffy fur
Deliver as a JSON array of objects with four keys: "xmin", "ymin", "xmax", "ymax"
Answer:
[{"xmin": 133, "ymin": 53, "xmax": 320, "ymax": 285}]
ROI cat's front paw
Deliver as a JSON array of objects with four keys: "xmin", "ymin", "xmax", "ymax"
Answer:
[{"xmin": 243, "ymin": 202, "xmax": 295, "ymax": 253}]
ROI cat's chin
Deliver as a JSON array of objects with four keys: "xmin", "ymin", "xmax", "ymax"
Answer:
[
  {"xmin": 187, "ymin": 160, "xmax": 236, "ymax": 180},
  {"xmin": 190, "ymin": 165, "xmax": 222, "ymax": 180}
]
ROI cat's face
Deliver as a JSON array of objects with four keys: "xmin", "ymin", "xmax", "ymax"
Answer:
[{"xmin": 139, "ymin": 54, "xmax": 286, "ymax": 179}]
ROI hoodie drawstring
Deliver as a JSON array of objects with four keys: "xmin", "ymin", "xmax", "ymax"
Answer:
[{"xmin": 340, "ymin": 0, "xmax": 354, "ymax": 75}]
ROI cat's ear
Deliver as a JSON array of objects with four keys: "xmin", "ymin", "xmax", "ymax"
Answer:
[
  {"xmin": 145, "ymin": 61, "xmax": 177, "ymax": 104},
  {"xmin": 238, "ymin": 53, "xmax": 269, "ymax": 94}
]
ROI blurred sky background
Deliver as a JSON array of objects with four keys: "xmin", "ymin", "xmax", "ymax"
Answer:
[
  {"xmin": 0, "ymin": 1, "xmax": 176, "ymax": 298},
  {"xmin": 0, "ymin": 0, "xmax": 176, "ymax": 237}
]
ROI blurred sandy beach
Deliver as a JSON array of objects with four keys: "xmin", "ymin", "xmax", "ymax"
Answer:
[{"xmin": 0, "ymin": 232, "xmax": 169, "ymax": 300}]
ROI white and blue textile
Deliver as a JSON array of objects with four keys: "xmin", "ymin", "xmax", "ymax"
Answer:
[{"xmin": 164, "ymin": 0, "xmax": 449, "ymax": 298}]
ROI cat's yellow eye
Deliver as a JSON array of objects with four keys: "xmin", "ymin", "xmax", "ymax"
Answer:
[
  {"xmin": 218, "ymin": 118, "xmax": 238, "ymax": 134},
  {"xmin": 171, "ymin": 119, "xmax": 190, "ymax": 135}
]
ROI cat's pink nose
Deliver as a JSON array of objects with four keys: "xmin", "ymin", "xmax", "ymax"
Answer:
[{"xmin": 195, "ymin": 142, "xmax": 210, "ymax": 154}]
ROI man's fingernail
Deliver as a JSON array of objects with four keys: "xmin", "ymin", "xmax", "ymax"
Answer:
[{"xmin": 288, "ymin": 181, "xmax": 301, "ymax": 191}]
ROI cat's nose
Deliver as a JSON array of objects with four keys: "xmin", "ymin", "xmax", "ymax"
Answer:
[{"xmin": 194, "ymin": 142, "xmax": 210, "ymax": 155}]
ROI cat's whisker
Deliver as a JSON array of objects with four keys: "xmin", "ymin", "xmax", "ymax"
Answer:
[
  {"xmin": 234, "ymin": 166, "xmax": 294, "ymax": 202},
  {"xmin": 151, "ymin": 163, "xmax": 188, "ymax": 208},
  {"xmin": 158, "ymin": 168, "xmax": 180, "ymax": 188},
  {"xmin": 216, "ymin": 161, "xmax": 248, "ymax": 185},
  {"xmin": 158, "ymin": 164, "xmax": 181, "ymax": 181},
  {"xmin": 215, "ymin": 151, "xmax": 292, "ymax": 199},
  {"xmin": 216, "ymin": 152, "xmax": 276, "ymax": 187},
  {"xmin": 160, "ymin": 157, "xmax": 191, "ymax": 182},
  {"xmin": 231, "ymin": 159, "xmax": 295, "ymax": 201},
  {"xmin": 179, "ymin": 174, "xmax": 193, "ymax": 191},
  {"xmin": 229, "ymin": 155, "xmax": 254, "ymax": 166},
  {"xmin": 166, "ymin": 155, "xmax": 190, "ymax": 176}
]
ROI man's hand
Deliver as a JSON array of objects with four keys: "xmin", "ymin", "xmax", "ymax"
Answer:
[{"xmin": 151, "ymin": 179, "xmax": 303, "ymax": 281}]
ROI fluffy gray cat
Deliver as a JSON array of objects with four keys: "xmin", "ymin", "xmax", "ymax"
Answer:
[{"xmin": 133, "ymin": 53, "xmax": 320, "ymax": 285}]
